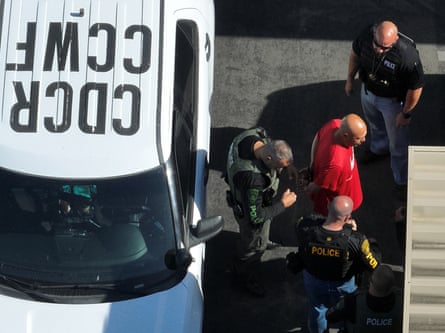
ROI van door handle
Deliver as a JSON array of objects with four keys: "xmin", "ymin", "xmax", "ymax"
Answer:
[
  {"xmin": 70, "ymin": 8, "xmax": 85, "ymax": 17},
  {"xmin": 205, "ymin": 33, "xmax": 211, "ymax": 61}
]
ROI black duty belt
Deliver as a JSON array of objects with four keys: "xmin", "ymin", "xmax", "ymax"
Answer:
[{"xmin": 364, "ymin": 83, "xmax": 397, "ymax": 98}]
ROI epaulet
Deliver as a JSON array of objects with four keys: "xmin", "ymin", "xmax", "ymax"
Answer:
[
  {"xmin": 398, "ymin": 31, "xmax": 416, "ymax": 49},
  {"xmin": 255, "ymin": 126, "xmax": 268, "ymax": 139}
]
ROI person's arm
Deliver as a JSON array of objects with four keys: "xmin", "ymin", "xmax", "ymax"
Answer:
[
  {"xmin": 326, "ymin": 294, "xmax": 357, "ymax": 323},
  {"xmin": 396, "ymin": 87, "xmax": 423, "ymax": 128},
  {"xmin": 307, "ymin": 164, "xmax": 342, "ymax": 197},
  {"xmin": 305, "ymin": 133, "xmax": 321, "ymax": 195},
  {"xmin": 309, "ymin": 133, "xmax": 318, "ymax": 172},
  {"xmin": 240, "ymin": 173, "xmax": 288, "ymax": 225},
  {"xmin": 345, "ymin": 50, "xmax": 360, "ymax": 96},
  {"xmin": 357, "ymin": 235, "xmax": 380, "ymax": 270},
  {"xmin": 326, "ymin": 297, "xmax": 346, "ymax": 323}
]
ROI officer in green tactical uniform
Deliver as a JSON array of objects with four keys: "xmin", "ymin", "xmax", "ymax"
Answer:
[
  {"xmin": 326, "ymin": 264, "xmax": 402, "ymax": 333},
  {"xmin": 226, "ymin": 127, "xmax": 297, "ymax": 296}
]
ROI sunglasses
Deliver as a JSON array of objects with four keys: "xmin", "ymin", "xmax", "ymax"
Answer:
[{"xmin": 373, "ymin": 38, "xmax": 393, "ymax": 51}]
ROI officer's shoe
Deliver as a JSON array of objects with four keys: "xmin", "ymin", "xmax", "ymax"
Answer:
[
  {"xmin": 266, "ymin": 241, "xmax": 281, "ymax": 250},
  {"xmin": 244, "ymin": 274, "xmax": 265, "ymax": 297}
]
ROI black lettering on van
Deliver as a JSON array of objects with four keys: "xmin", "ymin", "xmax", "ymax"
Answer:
[
  {"xmin": 5, "ymin": 22, "xmax": 36, "ymax": 71},
  {"xmin": 10, "ymin": 81, "xmax": 39, "ymax": 132},
  {"xmin": 113, "ymin": 84, "xmax": 140, "ymax": 135},
  {"xmin": 44, "ymin": 82, "xmax": 73, "ymax": 133},
  {"xmin": 9, "ymin": 80, "xmax": 142, "ymax": 135},
  {"xmin": 79, "ymin": 83, "xmax": 107, "ymax": 134},
  {"xmin": 44, "ymin": 22, "xmax": 79, "ymax": 71},
  {"xmin": 88, "ymin": 23, "xmax": 115, "ymax": 72},
  {"xmin": 124, "ymin": 25, "xmax": 151, "ymax": 74}
]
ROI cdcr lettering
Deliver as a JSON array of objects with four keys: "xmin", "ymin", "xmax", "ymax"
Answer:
[
  {"xmin": 10, "ymin": 81, "xmax": 140, "ymax": 135},
  {"xmin": 5, "ymin": 21, "xmax": 151, "ymax": 135}
]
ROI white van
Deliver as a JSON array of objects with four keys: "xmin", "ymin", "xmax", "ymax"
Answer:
[{"xmin": 0, "ymin": 0, "xmax": 223, "ymax": 332}]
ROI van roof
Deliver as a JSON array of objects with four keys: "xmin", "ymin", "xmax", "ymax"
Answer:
[{"xmin": 0, "ymin": 0, "xmax": 162, "ymax": 178}]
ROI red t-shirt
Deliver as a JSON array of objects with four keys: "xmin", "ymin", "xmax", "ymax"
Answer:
[{"xmin": 310, "ymin": 119, "xmax": 363, "ymax": 215}]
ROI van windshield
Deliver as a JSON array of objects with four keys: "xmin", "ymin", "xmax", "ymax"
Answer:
[{"xmin": 0, "ymin": 167, "xmax": 176, "ymax": 291}]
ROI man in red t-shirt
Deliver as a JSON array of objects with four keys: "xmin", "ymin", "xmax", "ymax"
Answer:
[{"xmin": 306, "ymin": 114, "xmax": 367, "ymax": 216}]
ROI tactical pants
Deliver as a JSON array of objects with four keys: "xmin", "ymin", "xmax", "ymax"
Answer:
[{"xmin": 233, "ymin": 213, "xmax": 271, "ymax": 277}]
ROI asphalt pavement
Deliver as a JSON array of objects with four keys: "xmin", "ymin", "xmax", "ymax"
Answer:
[{"xmin": 204, "ymin": 1, "xmax": 445, "ymax": 332}]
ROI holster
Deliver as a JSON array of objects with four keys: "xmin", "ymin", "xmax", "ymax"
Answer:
[{"xmin": 226, "ymin": 190, "xmax": 244, "ymax": 218}]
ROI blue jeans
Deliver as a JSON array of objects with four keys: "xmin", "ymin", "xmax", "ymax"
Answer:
[
  {"xmin": 360, "ymin": 84, "xmax": 410, "ymax": 185},
  {"xmin": 303, "ymin": 270, "xmax": 357, "ymax": 333}
]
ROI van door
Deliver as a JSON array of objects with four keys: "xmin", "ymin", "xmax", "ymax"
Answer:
[
  {"xmin": 167, "ymin": 7, "xmax": 214, "ymax": 289},
  {"xmin": 171, "ymin": 9, "xmax": 213, "ymax": 228}
]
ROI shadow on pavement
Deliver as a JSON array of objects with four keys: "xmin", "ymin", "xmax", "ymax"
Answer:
[
  {"xmin": 204, "ymin": 230, "xmax": 308, "ymax": 333},
  {"xmin": 205, "ymin": 73, "xmax": 445, "ymax": 332}
]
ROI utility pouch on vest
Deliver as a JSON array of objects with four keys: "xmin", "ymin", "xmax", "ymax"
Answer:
[
  {"xmin": 226, "ymin": 190, "xmax": 244, "ymax": 218},
  {"xmin": 286, "ymin": 251, "xmax": 304, "ymax": 274},
  {"xmin": 262, "ymin": 188, "xmax": 275, "ymax": 206}
]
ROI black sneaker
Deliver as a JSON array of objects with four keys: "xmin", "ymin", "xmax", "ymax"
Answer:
[
  {"xmin": 266, "ymin": 241, "xmax": 281, "ymax": 250},
  {"xmin": 359, "ymin": 149, "xmax": 389, "ymax": 164}
]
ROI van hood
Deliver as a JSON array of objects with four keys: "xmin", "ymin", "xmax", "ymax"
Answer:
[
  {"xmin": 0, "ymin": 0, "xmax": 162, "ymax": 178},
  {"xmin": 0, "ymin": 274, "xmax": 203, "ymax": 333}
]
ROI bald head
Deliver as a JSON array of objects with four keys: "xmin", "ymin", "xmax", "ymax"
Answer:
[
  {"xmin": 369, "ymin": 264, "xmax": 396, "ymax": 297},
  {"xmin": 338, "ymin": 113, "xmax": 367, "ymax": 147},
  {"xmin": 327, "ymin": 195, "xmax": 353, "ymax": 221},
  {"xmin": 374, "ymin": 21, "xmax": 399, "ymax": 53}
]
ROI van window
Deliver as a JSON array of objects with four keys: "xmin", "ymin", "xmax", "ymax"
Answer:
[
  {"xmin": 173, "ymin": 20, "xmax": 199, "ymax": 224},
  {"xmin": 0, "ymin": 167, "xmax": 177, "ymax": 300}
]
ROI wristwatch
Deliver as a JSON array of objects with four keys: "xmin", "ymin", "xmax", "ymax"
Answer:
[{"xmin": 402, "ymin": 112, "xmax": 412, "ymax": 119}]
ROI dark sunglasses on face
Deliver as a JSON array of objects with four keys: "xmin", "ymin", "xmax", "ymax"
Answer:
[{"xmin": 373, "ymin": 38, "xmax": 393, "ymax": 51}]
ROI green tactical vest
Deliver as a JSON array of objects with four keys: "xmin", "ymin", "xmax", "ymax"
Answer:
[
  {"xmin": 345, "ymin": 292, "xmax": 402, "ymax": 333},
  {"xmin": 226, "ymin": 128, "xmax": 280, "ymax": 205}
]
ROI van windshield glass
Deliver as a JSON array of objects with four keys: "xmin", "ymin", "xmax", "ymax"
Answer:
[{"xmin": 0, "ymin": 167, "xmax": 176, "ymax": 287}]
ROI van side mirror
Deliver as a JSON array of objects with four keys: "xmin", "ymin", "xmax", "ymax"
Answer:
[
  {"xmin": 164, "ymin": 216, "xmax": 224, "ymax": 270},
  {"xmin": 189, "ymin": 215, "xmax": 224, "ymax": 247},
  {"xmin": 164, "ymin": 248, "xmax": 193, "ymax": 271}
]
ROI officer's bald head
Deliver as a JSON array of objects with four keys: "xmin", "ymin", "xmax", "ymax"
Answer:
[
  {"xmin": 328, "ymin": 196, "xmax": 353, "ymax": 221},
  {"xmin": 375, "ymin": 21, "xmax": 398, "ymax": 42},
  {"xmin": 373, "ymin": 21, "xmax": 399, "ymax": 54}
]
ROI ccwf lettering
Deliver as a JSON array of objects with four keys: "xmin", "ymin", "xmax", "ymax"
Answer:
[{"xmin": 6, "ymin": 22, "xmax": 152, "ymax": 135}]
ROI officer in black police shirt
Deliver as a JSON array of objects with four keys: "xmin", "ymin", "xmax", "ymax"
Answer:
[
  {"xmin": 287, "ymin": 195, "xmax": 381, "ymax": 333},
  {"xmin": 345, "ymin": 20, "xmax": 425, "ymax": 200},
  {"xmin": 326, "ymin": 264, "xmax": 402, "ymax": 333}
]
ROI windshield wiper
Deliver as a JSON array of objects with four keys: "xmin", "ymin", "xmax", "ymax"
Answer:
[
  {"xmin": 36, "ymin": 281, "xmax": 149, "ymax": 297},
  {"xmin": 0, "ymin": 274, "xmax": 56, "ymax": 302},
  {"xmin": 0, "ymin": 274, "xmax": 148, "ymax": 301}
]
